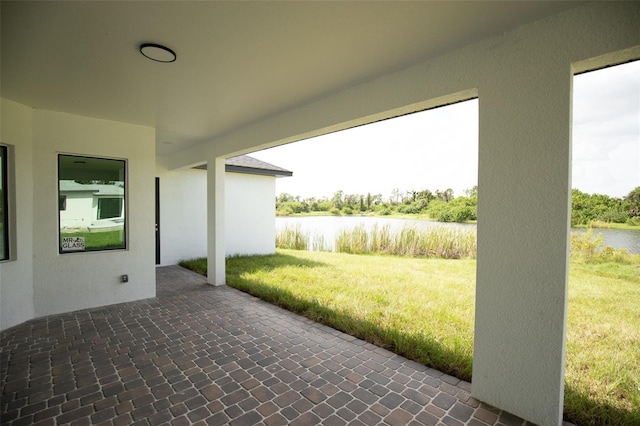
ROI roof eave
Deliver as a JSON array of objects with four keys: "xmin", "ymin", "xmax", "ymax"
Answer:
[{"xmin": 225, "ymin": 165, "xmax": 293, "ymax": 177}]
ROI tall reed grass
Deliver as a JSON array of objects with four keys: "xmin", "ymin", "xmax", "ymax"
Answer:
[
  {"xmin": 336, "ymin": 224, "xmax": 477, "ymax": 259},
  {"xmin": 275, "ymin": 224, "xmax": 309, "ymax": 250},
  {"xmin": 277, "ymin": 223, "xmax": 477, "ymax": 259},
  {"xmin": 277, "ymin": 223, "xmax": 635, "ymax": 262}
]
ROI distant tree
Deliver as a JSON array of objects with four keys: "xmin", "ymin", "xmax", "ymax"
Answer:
[
  {"xmin": 277, "ymin": 193, "xmax": 296, "ymax": 203},
  {"xmin": 435, "ymin": 188, "xmax": 454, "ymax": 202},
  {"xmin": 625, "ymin": 186, "xmax": 640, "ymax": 216},
  {"xmin": 427, "ymin": 196, "xmax": 476, "ymax": 222},
  {"xmin": 331, "ymin": 190, "xmax": 344, "ymax": 210},
  {"xmin": 464, "ymin": 186, "xmax": 478, "ymax": 199},
  {"xmin": 390, "ymin": 188, "xmax": 402, "ymax": 205},
  {"xmin": 416, "ymin": 189, "xmax": 434, "ymax": 204},
  {"xmin": 344, "ymin": 193, "xmax": 359, "ymax": 209},
  {"xmin": 571, "ymin": 189, "xmax": 629, "ymax": 226},
  {"xmin": 371, "ymin": 194, "xmax": 383, "ymax": 205}
]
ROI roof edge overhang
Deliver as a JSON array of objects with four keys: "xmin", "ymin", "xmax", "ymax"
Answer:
[
  {"xmin": 225, "ymin": 165, "xmax": 293, "ymax": 177},
  {"xmin": 193, "ymin": 163, "xmax": 293, "ymax": 178}
]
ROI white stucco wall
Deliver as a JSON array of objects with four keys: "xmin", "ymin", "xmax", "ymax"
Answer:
[
  {"xmin": 59, "ymin": 192, "xmax": 96, "ymax": 228},
  {"xmin": 181, "ymin": 3, "xmax": 639, "ymax": 425},
  {"xmin": 155, "ymin": 160, "xmax": 208, "ymax": 266},
  {"xmin": 155, "ymin": 159, "xmax": 278, "ymax": 266},
  {"xmin": 0, "ymin": 98, "xmax": 35, "ymax": 330},
  {"xmin": 30, "ymin": 109, "xmax": 156, "ymax": 318},
  {"xmin": 208, "ymin": 157, "xmax": 226, "ymax": 285},
  {"xmin": 225, "ymin": 172, "xmax": 276, "ymax": 257}
]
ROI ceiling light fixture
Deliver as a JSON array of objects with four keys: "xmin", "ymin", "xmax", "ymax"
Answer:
[{"xmin": 139, "ymin": 43, "xmax": 176, "ymax": 63}]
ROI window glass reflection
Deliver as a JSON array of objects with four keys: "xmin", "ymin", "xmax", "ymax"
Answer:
[{"xmin": 58, "ymin": 155, "xmax": 126, "ymax": 253}]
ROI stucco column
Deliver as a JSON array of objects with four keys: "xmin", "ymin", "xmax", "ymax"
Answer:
[
  {"xmin": 206, "ymin": 156, "xmax": 226, "ymax": 285},
  {"xmin": 473, "ymin": 60, "xmax": 571, "ymax": 425}
]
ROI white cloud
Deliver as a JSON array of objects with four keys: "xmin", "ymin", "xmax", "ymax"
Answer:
[
  {"xmin": 572, "ymin": 61, "xmax": 640, "ymax": 197},
  {"xmin": 253, "ymin": 99, "xmax": 479, "ymax": 200},
  {"xmin": 252, "ymin": 61, "xmax": 639, "ymax": 200}
]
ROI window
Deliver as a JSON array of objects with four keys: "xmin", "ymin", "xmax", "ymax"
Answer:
[
  {"xmin": 97, "ymin": 198, "xmax": 122, "ymax": 220},
  {"xmin": 58, "ymin": 154, "xmax": 126, "ymax": 253},
  {"xmin": 1, "ymin": 145, "xmax": 9, "ymax": 261}
]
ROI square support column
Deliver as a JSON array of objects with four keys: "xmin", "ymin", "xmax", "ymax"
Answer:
[
  {"xmin": 473, "ymin": 63, "xmax": 572, "ymax": 426},
  {"xmin": 206, "ymin": 156, "xmax": 226, "ymax": 285}
]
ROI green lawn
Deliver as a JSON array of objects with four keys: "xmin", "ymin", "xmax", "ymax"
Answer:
[
  {"xmin": 60, "ymin": 229, "xmax": 124, "ymax": 251},
  {"xmin": 180, "ymin": 250, "xmax": 640, "ymax": 426}
]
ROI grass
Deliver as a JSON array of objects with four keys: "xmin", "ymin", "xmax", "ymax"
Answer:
[
  {"xmin": 573, "ymin": 220, "xmax": 640, "ymax": 231},
  {"xmin": 336, "ymin": 224, "xmax": 476, "ymax": 258},
  {"xmin": 277, "ymin": 223, "xmax": 476, "ymax": 258},
  {"xmin": 182, "ymin": 252, "xmax": 476, "ymax": 379},
  {"xmin": 565, "ymin": 262, "xmax": 640, "ymax": 425},
  {"xmin": 275, "ymin": 224, "xmax": 310, "ymax": 250},
  {"xmin": 180, "ymin": 247, "xmax": 640, "ymax": 425}
]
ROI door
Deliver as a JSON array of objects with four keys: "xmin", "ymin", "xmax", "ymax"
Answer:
[{"xmin": 155, "ymin": 177, "xmax": 160, "ymax": 265}]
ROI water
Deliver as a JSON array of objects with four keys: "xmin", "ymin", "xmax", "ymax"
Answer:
[
  {"xmin": 572, "ymin": 227, "xmax": 640, "ymax": 254},
  {"xmin": 276, "ymin": 216, "xmax": 640, "ymax": 254},
  {"xmin": 277, "ymin": 216, "xmax": 474, "ymax": 251}
]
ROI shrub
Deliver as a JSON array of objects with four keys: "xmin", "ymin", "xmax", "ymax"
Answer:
[
  {"xmin": 329, "ymin": 207, "xmax": 341, "ymax": 216},
  {"xmin": 626, "ymin": 216, "xmax": 640, "ymax": 226},
  {"xmin": 276, "ymin": 207, "xmax": 293, "ymax": 216},
  {"xmin": 427, "ymin": 198, "xmax": 476, "ymax": 223},
  {"xmin": 397, "ymin": 203, "xmax": 422, "ymax": 214},
  {"xmin": 342, "ymin": 206, "xmax": 354, "ymax": 215},
  {"xmin": 598, "ymin": 209, "xmax": 629, "ymax": 224},
  {"xmin": 570, "ymin": 229, "xmax": 632, "ymax": 264}
]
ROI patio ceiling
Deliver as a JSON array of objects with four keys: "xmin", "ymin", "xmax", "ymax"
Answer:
[{"xmin": 1, "ymin": 1, "xmax": 582, "ymax": 156}]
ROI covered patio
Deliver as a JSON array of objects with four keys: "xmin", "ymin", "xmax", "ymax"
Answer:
[
  {"xmin": 1, "ymin": 266, "xmax": 533, "ymax": 426},
  {"xmin": 2, "ymin": 2, "xmax": 639, "ymax": 424}
]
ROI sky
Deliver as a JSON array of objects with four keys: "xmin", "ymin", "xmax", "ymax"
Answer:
[{"xmin": 252, "ymin": 61, "xmax": 639, "ymax": 200}]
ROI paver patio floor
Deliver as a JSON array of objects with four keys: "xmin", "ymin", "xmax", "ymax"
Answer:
[{"xmin": 1, "ymin": 265, "xmax": 536, "ymax": 426}]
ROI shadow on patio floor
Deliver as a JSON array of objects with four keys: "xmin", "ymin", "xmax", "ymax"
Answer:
[{"xmin": 1, "ymin": 265, "xmax": 533, "ymax": 426}]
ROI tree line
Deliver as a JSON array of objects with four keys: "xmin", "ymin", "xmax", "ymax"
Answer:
[
  {"xmin": 571, "ymin": 187, "xmax": 640, "ymax": 226},
  {"xmin": 276, "ymin": 187, "xmax": 478, "ymax": 222},
  {"xmin": 276, "ymin": 186, "xmax": 640, "ymax": 225}
]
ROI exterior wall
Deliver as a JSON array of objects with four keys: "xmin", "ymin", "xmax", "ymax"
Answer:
[
  {"xmin": 60, "ymin": 193, "xmax": 125, "ymax": 229},
  {"xmin": 31, "ymin": 109, "xmax": 156, "ymax": 318},
  {"xmin": 0, "ymin": 98, "xmax": 35, "ymax": 330},
  {"xmin": 155, "ymin": 158, "xmax": 277, "ymax": 266},
  {"xmin": 155, "ymin": 160, "xmax": 208, "ymax": 266},
  {"xmin": 59, "ymin": 192, "xmax": 96, "ymax": 228},
  {"xmin": 225, "ymin": 172, "xmax": 276, "ymax": 257}
]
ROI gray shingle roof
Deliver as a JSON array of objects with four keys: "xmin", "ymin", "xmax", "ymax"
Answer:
[
  {"xmin": 195, "ymin": 154, "xmax": 293, "ymax": 177},
  {"xmin": 59, "ymin": 181, "xmax": 124, "ymax": 195}
]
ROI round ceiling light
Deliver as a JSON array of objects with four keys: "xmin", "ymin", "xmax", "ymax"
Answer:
[{"xmin": 139, "ymin": 43, "xmax": 176, "ymax": 63}]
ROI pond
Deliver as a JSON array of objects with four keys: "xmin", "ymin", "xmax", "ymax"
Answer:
[
  {"xmin": 572, "ymin": 227, "xmax": 640, "ymax": 254},
  {"xmin": 276, "ymin": 216, "xmax": 640, "ymax": 254}
]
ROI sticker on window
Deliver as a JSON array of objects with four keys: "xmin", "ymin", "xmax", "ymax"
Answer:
[{"xmin": 61, "ymin": 236, "xmax": 85, "ymax": 251}]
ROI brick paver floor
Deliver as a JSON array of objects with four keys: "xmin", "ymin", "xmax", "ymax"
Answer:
[{"xmin": 2, "ymin": 265, "xmax": 540, "ymax": 425}]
